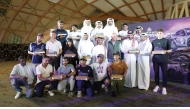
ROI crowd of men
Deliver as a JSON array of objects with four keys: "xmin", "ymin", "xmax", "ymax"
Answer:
[{"xmin": 9, "ymin": 18, "xmax": 172, "ymax": 99}]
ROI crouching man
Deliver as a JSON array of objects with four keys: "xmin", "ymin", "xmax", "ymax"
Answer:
[{"xmin": 10, "ymin": 56, "xmax": 36, "ymax": 99}]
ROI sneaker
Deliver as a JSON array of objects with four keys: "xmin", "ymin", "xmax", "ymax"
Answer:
[
  {"xmin": 15, "ymin": 91, "xmax": 23, "ymax": 99},
  {"xmin": 102, "ymin": 84, "xmax": 105, "ymax": 88},
  {"xmin": 48, "ymin": 91, "xmax": 55, "ymax": 96},
  {"xmin": 162, "ymin": 88, "xmax": 167, "ymax": 95},
  {"xmin": 68, "ymin": 91, "xmax": 74, "ymax": 97},
  {"xmin": 63, "ymin": 89, "xmax": 67, "ymax": 93},
  {"xmin": 94, "ymin": 90, "xmax": 98, "ymax": 94},
  {"xmin": 153, "ymin": 86, "xmax": 159, "ymax": 92},
  {"xmin": 77, "ymin": 91, "xmax": 82, "ymax": 97}
]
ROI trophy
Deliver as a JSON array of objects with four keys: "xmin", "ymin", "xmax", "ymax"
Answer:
[
  {"xmin": 152, "ymin": 50, "xmax": 166, "ymax": 54},
  {"xmin": 128, "ymin": 50, "xmax": 140, "ymax": 54},
  {"xmin": 76, "ymin": 76, "xmax": 88, "ymax": 80},
  {"xmin": 111, "ymin": 74, "xmax": 123, "ymax": 80},
  {"xmin": 51, "ymin": 74, "xmax": 63, "ymax": 80}
]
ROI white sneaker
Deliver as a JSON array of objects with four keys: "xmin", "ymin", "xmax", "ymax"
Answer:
[
  {"xmin": 153, "ymin": 86, "xmax": 159, "ymax": 92},
  {"xmin": 48, "ymin": 91, "xmax": 55, "ymax": 96},
  {"xmin": 102, "ymin": 84, "xmax": 105, "ymax": 88},
  {"xmin": 162, "ymin": 88, "xmax": 167, "ymax": 95},
  {"xmin": 63, "ymin": 89, "xmax": 67, "ymax": 93},
  {"xmin": 15, "ymin": 91, "xmax": 23, "ymax": 99},
  {"xmin": 77, "ymin": 91, "xmax": 82, "ymax": 97},
  {"xmin": 68, "ymin": 91, "xmax": 74, "ymax": 97}
]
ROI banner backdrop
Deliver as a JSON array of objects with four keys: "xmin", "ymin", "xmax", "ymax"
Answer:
[{"xmin": 127, "ymin": 17, "xmax": 190, "ymax": 84}]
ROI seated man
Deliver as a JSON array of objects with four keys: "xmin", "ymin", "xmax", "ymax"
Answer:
[
  {"xmin": 57, "ymin": 57, "xmax": 76, "ymax": 97},
  {"xmin": 108, "ymin": 52, "xmax": 128, "ymax": 97},
  {"xmin": 76, "ymin": 56, "xmax": 94, "ymax": 97},
  {"xmin": 90, "ymin": 54, "xmax": 110, "ymax": 94},
  {"xmin": 35, "ymin": 56, "xmax": 57, "ymax": 97},
  {"xmin": 10, "ymin": 56, "xmax": 36, "ymax": 99}
]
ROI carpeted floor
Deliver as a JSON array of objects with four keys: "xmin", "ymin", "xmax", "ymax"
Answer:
[{"xmin": 0, "ymin": 60, "xmax": 190, "ymax": 107}]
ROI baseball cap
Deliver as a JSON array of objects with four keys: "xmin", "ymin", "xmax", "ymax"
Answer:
[
  {"xmin": 97, "ymin": 54, "xmax": 104, "ymax": 58},
  {"xmin": 80, "ymin": 56, "xmax": 87, "ymax": 61},
  {"xmin": 37, "ymin": 33, "xmax": 44, "ymax": 37},
  {"xmin": 96, "ymin": 33, "xmax": 104, "ymax": 39}
]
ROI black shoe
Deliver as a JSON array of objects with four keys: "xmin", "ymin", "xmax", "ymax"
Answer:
[{"xmin": 111, "ymin": 91, "xmax": 116, "ymax": 97}]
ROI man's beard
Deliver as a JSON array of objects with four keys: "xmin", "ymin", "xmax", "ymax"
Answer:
[{"xmin": 38, "ymin": 40, "xmax": 42, "ymax": 43}]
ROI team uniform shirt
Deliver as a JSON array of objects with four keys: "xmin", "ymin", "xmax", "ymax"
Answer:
[
  {"xmin": 76, "ymin": 65, "xmax": 93, "ymax": 78},
  {"xmin": 90, "ymin": 61, "xmax": 109, "ymax": 81},
  {"xmin": 10, "ymin": 63, "xmax": 36, "ymax": 84},
  {"xmin": 36, "ymin": 64, "xmax": 53, "ymax": 84},
  {"xmin": 46, "ymin": 40, "xmax": 62, "ymax": 54},
  {"xmin": 28, "ymin": 42, "xmax": 46, "ymax": 64},
  {"xmin": 55, "ymin": 28, "xmax": 68, "ymax": 46},
  {"xmin": 152, "ymin": 38, "xmax": 171, "ymax": 62}
]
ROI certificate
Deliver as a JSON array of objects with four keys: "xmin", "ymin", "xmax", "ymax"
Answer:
[
  {"xmin": 64, "ymin": 54, "xmax": 76, "ymax": 57},
  {"xmin": 47, "ymin": 53, "xmax": 57, "ymax": 56},
  {"xmin": 76, "ymin": 76, "xmax": 88, "ymax": 80},
  {"xmin": 152, "ymin": 50, "xmax": 166, "ymax": 54},
  {"xmin": 111, "ymin": 74, "xmax": 123, "ymax": 80},
  {"xmin": 128, "ymin": 50, "xmax": 139, "ymax": 54},
  {"xmin": 71, "ymin": 36, "xmax": 80, "ymax": 40}
]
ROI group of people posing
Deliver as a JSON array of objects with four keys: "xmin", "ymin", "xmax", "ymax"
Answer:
[{"xmin": 10, "ymin": 18, "xmax": 172, "ymax": 99}]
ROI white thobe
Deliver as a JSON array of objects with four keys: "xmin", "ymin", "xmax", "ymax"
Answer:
[
  {"xmin": 90, "ymin": 28, "xmax": 106, "ymax": 46},
  {"xmin": 69, "ymin": 31, "xmax": 82, "ymax": 49},
  {"xmin": 134, "ymin": 34, "xmax": 141, "ymax": 43},
  {"xmin": 120, "ymin": 39, "xmax": 138, "ymax": 88},
  {"xmin": 91, "ymin": 44, "xmax": 108, "ymax": 63},
  {"xmin": 137, "ymin": 40, "xmax": 152, "ymax": 90},
  {"xmin": 78, "ymin": 40, "xmax": 94, "ymax": 65}
]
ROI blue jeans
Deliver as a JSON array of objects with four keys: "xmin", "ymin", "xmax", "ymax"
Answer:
[
  {"xmin": 11, "ymin": 79, "xmax": 33, "ymax": 98},
  {"xmin": 77, "ymin": 80, "xmax": 94, "ymax": 97}
]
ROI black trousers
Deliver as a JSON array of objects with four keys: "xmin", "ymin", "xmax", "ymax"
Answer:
[
  {"xmin": 49, "ymin": 56, "xmax": 60, "ymax": 71},
  {"xmin": 153, "ymin": 62, "xmax": 168, "ymax": 87}
]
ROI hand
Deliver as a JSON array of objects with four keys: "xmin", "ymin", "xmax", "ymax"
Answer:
[
  {"xmin": 62, "ymin": 74, "xmax": 66, "ymax": 79},
  {"xmin": 48, "ymin": 77, "xmax": 54, "ymax": 81},
  {"xmin": 22, "ymin": 77, "xmax": 27, "ymax": 81},
  {"xmin": 33, "ymin": 52, "xmax": 37, "ymax": 56},
  {"xmin": 37, "ymin": 53, "xmax": 44, "ymax": 56},
  {"xmin": 59, "ymin": 35, "xmax": 65, "ymax": 38},
  {"xmin": 76, "ymin": 64, "xmax": 80, "ymax": 68},
  {"xmin": 86, "ymin": 77, "xmax": 90, "ymax": 81},
  {"xmin": 29, "ymin": 84, "xmax": 34, "ymax": 89}
]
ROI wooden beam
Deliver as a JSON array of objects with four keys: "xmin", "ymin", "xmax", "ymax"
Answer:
[
  {"xmin": 0, "ymin": 0, "xmax": 29, "ymax": 43},
  {"xmin": 22, "ymin": 0, "xmax": 62, "ymax": 43},
  {"xmin": 136, "ymin": 0, "xmax": 149, "ymax": 20},
  {"xmin": 123, "ymin": 0, "xmax": 138, "ymax": 17},
  {"xmin": 161, "ymin": 0, "xmax": 165, "ymax": 19},
  {"xmin": 0, "ymin": 28, "xmax": 39, "ymax": 34},
  {"xmin": 138, "ymin": 10, "xmax": 167, "ymax": 17},
  {"xmin": 0, "ymin": 5, "xmax": 57, "ymax": 21},
  {"xmin": 105, "ymin": 0, "xmax": 127, "ymax": 17},
  {"xmin": 149, "ymin": 0, "xmax": 157, "ymax": 20}
]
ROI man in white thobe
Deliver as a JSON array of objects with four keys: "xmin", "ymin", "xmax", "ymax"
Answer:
[
  {"xmin": 68, "ymin": 24, "xmax": 82, "ymax": 49},
  {"xmin": 137, "ymin": 33, "xmax": 152, "ymax": 91},
  {"xmin": 120, "ymin": 30, "xmax": 138, "ymax": 88},
  {"xmin": 81, "ymin": 19, "xmax": 93, "ymax": 37},
  {"xmin": 91, "ymin": 33, "xmax": 107, "ymax": 63},
  {"xmin": 77, "ymin": 33, "xmax": 94, "ymax": 65},
  {"xmin": 103, "ymin": 18, "xmax": 118, "ymax": 47},
  {"xmin": 90, "ymin": 21, "xmax": 106, "ymax": 46},
  {"xmin": 134, "ymin": 26, "xmax": 143, "ymax": 43}
]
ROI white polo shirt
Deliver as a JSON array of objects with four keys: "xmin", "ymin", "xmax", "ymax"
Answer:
[
  {"xmin": 10, "ymin": 63, "xmax": 35, "ymax": 84},
  {"xmin": 90, "ymin": 61, "xmax": 109, "ymax": 81},
  {"xmin": 36, "ymin": 63, "xmax": 53, "ymax": 84},
  {"xmin": 46, "ymin": 40, "xmax": 62, "ymax": 54},
  {"xmin": 119, "ymin": 30, "xmax": 128, "ymax": 37}
]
